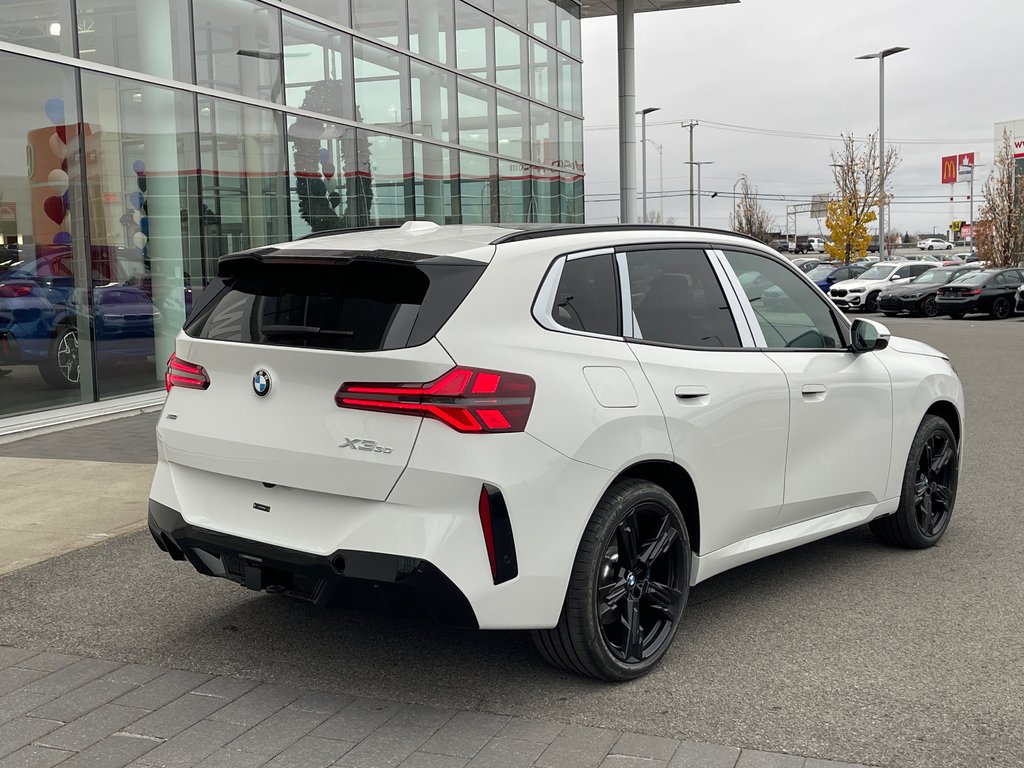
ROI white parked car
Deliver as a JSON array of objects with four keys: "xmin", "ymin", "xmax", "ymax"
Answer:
[
  {"xmin": 807, "ymin": 237, "xmax": 827, "ymax": 253},
  {"xmin": 149, "ymin": 223, "xmax": 965, "ymax": 681},
  {"xmin": 917, "ymin": 238, "xmax": 954, "ymax": 251},
  {"xmin": 829, "ymin": 261, "xmax": 937, "ymax": 312}
]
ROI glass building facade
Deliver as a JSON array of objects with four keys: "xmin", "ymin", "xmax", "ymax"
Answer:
[{"xmin": 0, "ymin": 0, "xmax": 583, "ymax": 424}]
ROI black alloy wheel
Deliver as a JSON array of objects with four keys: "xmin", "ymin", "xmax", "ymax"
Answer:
[
  {"xmin": 870, "ymin": 415, "xmax": 958, "ymax": 548},
  {"xmin": 532, "ymin": 479, "xmax": 690, "ymax": 681},
  {"xmin": 991, "ymin": 297, "xmax": 1011, "ymax": 320},
  {"xmin": 864, "ymin": 291, "xmax": 880, "ymax": 313},
  {"xmin": 921, "ymin": 296, "xmax": 940, "ymax": 317}
]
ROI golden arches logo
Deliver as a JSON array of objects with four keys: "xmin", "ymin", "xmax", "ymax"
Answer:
[{"xmin": 941, "ymin": 156, "xmax": 957, "ymax": 184}]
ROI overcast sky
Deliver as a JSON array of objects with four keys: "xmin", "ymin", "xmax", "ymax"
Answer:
[{"xmin": 580, "ymin": 0, "xmax": 1022, "ymax": 237}]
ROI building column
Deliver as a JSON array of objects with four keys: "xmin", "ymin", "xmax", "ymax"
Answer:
[{"xmin": 617, "ymin": 0, "xmax": 636, "ymax": 223}]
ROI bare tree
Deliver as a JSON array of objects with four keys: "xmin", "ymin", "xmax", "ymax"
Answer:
[
  {"xmin": 977, "ymin": 129, "xmax": 1024, "ymax": 267},
  {"xmin": 731, "ymin": 175, "xmax": 775, "ymax": 243},
  {"xmin": 825, "ymin": 132, "xmax": 900, "ymax": 263}
]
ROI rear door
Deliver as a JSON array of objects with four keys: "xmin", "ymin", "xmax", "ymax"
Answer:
[
  {"xmin": 160, "ymin": 251, "xmax": 486, "ymax": 501},
  {"xmin": 622, "ymin": 246, "xmax": 791, "ymax": 554}
]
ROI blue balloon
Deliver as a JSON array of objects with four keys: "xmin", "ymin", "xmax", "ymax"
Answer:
[
  {"xmin": 132, "ymin": 159, "xmax": 146, "ymax": 175},
  {"xmin": 128, "ymin": 191, "xmax": 144, "ymax": 210},
  {"xmin": 62, "ymin": 191, "xmax": 70, "ymax": 209},
  {"xmin": 140, "ymin": 217, "xmax": 149, "ymax": 236},
  {"xmin": 53, "ymin": 231, "xmax": 72, "ymax": 245},
  {"xmin": 44, "ymin": 97, "xmax": 65, "ymax": 126},
  {"xmin": 319, "ymin": 147, "xmax": 329, "ymax": 164}
]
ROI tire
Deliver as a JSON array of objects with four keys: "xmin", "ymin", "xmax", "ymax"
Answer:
[
  {"xmin": 921, "ymin": 296, "xmax": 940, "ymax": 318},
  {"xmin": 38, "ymin": 325, "xmax": 80, "ymax": 389},
  {"xmin": 990, "ymin": 297, "xmax": 1011, "ymax": 320},
  {"xmin": 928, "ymin": 245, "xmax": 934, "ymax": 250},
  {"xmin": 870, "ymin": 415, "xmax": 958, "ymax": 548},
  {"xmin": 531, "ymin": 479, "xmax": 691, "ymax": 681},
  {"xmin": 863, "ymin": 292, "xmax": 880, "ymax": 313}
]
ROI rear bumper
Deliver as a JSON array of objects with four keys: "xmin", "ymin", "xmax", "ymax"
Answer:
[
  {"xmin": 936, "ymin": 297, "xmax": 980, "ymax": 314},
  {"xmin": 148, "ymin": 499, "xmax": 479, "ymax": 627}
]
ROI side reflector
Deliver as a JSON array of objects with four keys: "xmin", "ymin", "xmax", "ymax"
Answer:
[
  {"xmin": 478, "ymin": 484, "xmax": 518, "ymax": 585},
  {"xmin": 335, "ymin": 367, "xmax": 535, "ymax": 433},
  {"xmin": 165, "ymin": 353, "xmax": 210, "ymax": 392}
]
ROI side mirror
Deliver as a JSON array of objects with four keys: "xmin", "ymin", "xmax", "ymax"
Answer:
[{"xmin": 851, "ymin": 318, "xmax": 890, "ymax": 353}]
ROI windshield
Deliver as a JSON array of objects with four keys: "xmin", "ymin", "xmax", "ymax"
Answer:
[
  {"xmin": 859, "ymin": 265, "xmax": 896, "ymax": 280},
  {"xmin": 911, "ymin": 270, "xmax": 953, "ymax": 285}
]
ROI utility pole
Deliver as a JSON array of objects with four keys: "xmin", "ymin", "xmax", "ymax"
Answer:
[{"xmin": 682, "ymin": 121, "xmax": 698, "ymax": 225}]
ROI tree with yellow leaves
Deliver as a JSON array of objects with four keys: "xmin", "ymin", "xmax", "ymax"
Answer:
[{"xmin": 824, "ymin": 133, "xmax": 899, "ymax": 264}]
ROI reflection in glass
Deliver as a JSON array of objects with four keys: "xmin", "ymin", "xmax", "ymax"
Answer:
[
  {"xmin": 0, "ymin": 0, "xmax": 73, "ymax": 57},
  {"xmin": 411, "ymin": 61, "xmax": 454, "ymax": 142},
  {"xmin": 495, "ymin": 23, "xmax": 525, "ymax": 93},
  {"xmin": 528, "ymin": 0, "xmax": 555, "ymax": 42},
  {"xmin": 288, "ymin": 116, "xmax": 368, "ymax": 235},
  {"xmin": 455, "ymin": 2, "xmax": 492, "ymax": 80},
  {"xmin": 194, "ymin": 0, "xmax": 283, "ymax": 103},
  {"xmin": 364, "ymin": 132, "xmax": 411, "ymax": 224},
  {"xmin": 460, "ymin": 152, "xmax": 497, "ymax": 223},
  {"xmin": 531, "ymin": 103, "xmax": 556, "ymax": 165},
  {"xmin": 77, "ymin": 0, "xmax": 193, "ymax": 82},
  {"xmin": 79, "ymin": 72, "xmax": 200, "ymax": 399},
  {"xmin": 354, "ymin": 40, "xmax": 409, "ymax": 128},
  {"xmin": 282, "ymin": 13, "xmax": 354, "ymax": 119},
  {"xmin": 556, "ymin": 0, "xmax": 580, "ymax": 57},
  {"xmin": 499, "ymin": 161, "xmax": 531, "ymax": 223},
  {"xmin": 0, "ymin": 53, "xmax": 87, "ymax": 414},
  {"xmin": 458, "ymin": 78, "xmax": 494, "ymax": 153},
  {"xmin": 558, "ymin": 54, "xmax": 582, "ymax": 114},
  {"xmin": 413, "ymin": 144, "xmax": 455, "ymax": 223},
  {"xmin": 530, "ymin": 41, "xmax": 557, "ymax": 106},
  {"xmin": 497, "ymin": 93, "xmax": 529, "ymax": 160},
  {"xmin": 494, "ymin": 0, "xmax": 527, "ymax": 30},
  {"xmin": 199, "ymin": 98, "xmax": 289, "ymax": 273},
  {"xmin": 352, "ymin": 0, "xmax": 405, "ymax": 47},
  {"xmin": 285, "ymin": 0, "xmax": 350, "ymax": 27},
  {"xmin": 409, "ymin": 0, "xmax": 453, "ymax": 65}
]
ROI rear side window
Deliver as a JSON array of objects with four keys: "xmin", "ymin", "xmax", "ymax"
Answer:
[
  {"xmin": 626, "ymin": 248, "xmax": 740, "ymax": 348},
  {"xmin": 551, "ymin": 254, "xmax": 620, "ymax": 336},
  {"xmin": 185, "ymin": 254, "xmax": 485, "ymax": 352}
]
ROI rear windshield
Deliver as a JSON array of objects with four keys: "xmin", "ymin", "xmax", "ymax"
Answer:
[
  {"xmin": 950, "ymin": 273, "xmax": 989, "ymax": 286},
  {"xmin": 184, "ymin": 252, "xmax": 485, "ymax": 352}
]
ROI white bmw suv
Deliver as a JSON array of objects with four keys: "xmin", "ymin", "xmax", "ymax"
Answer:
[{"xmin": 149, "ymin": 223, "xmax": 964, "ymax": 681}]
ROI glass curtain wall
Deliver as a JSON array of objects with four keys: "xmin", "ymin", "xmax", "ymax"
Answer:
[{"xmin": 0, "ymin": 0, "xmax": 583, "ymax": 422}]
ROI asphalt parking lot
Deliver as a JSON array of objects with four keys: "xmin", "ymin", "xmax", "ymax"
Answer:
[{"xmin": 1, "ymin": 313, "xmax": 1022, "ymax": 768}]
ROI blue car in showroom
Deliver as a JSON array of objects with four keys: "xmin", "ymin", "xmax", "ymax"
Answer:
[{"xmin": 0, "ymin": 245, "xmax": 187, "ymax": 388}]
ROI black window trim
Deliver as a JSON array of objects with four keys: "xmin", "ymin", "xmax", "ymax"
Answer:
[
  {"xmin": 712, "ymin": 245, "xmax": 855, "ymax": 353},
  {"xmin": 531, "ymin": 247, "xmax": 625, "ymax": 341}
]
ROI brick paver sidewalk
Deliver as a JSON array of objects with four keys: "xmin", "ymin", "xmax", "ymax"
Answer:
[{"xmin": 0, "ymin": 646, "xmax": 870, "ymax": 768}]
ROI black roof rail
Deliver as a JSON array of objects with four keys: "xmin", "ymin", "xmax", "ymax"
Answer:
[
  {"xmin": 296, "ymin": 224, "xmax": 404, "ymax": 241},
  {"xmin": 489, "ymin": 223, "xmax": 767, "ymax": 246}
]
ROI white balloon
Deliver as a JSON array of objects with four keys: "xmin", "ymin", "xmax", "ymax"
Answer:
[
  {"xmin": 132, "ymin": 232, "xmax": 148, "ymax": 249},
  {"xmin": 47, "ymin": 169, "xmax": 69, "ymax": 194},
  {"xmin": 48, "ymin": 133, "xmax": 66, "ymax": 160},
  {"xmin": 132, "ymin": 211, "xmax": 142, "ymax": 225}
]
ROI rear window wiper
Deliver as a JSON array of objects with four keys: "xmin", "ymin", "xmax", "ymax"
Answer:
[{"xmin": 260, "ymin": 324, "xmax": 355, "ymax": 337}]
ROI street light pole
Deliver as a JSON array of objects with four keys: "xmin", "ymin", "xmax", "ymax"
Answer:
[
  {"xmin": 682, "ymin": 121, "xmax": 698, "ymax": 225},
  {"xmin": 637, "ymin": 106, "xmax": 660, "ymax": 222},
  {"xmin": 643, "ymin": 139, "xmax": 664, "ymax": 223},
  {"xmin": 686, "ymin": 161, "xmax": 714, "ymax": 226},
  {"xmin": 732, "ymin": 176, "xmax": 743, "ymax": 230},
  {"xmin": 857, "ymin": 46, "xmax": 908, "ymax": 261}
]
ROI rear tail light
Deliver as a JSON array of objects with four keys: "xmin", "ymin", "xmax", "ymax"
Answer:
[
  {"xmin": 966, "ymin": 288, "xmax": 982, "ymax": 295},
  {"xmin": 0, "ymin": 284, "xmax": 32, "ymax": 298},
  {"xmin": 165, "ymin": 353, "xmax": 210, "ymax": 392},
  {"xmin": 335, "ymin": 367, "xmax": 535, "ymax": 433}
]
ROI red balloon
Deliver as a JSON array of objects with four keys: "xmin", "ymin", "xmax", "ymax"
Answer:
[
  {"xmin": 55, "ymin": 125, "xmax": 67, "ymax": 143},
  {"xmin": 43, "ymin": 195, "xmax": 67, "ymax": 224}
]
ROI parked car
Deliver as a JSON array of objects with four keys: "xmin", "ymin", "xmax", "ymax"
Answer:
[
  {"xmin": 917, "ymin": 238, "xmax": 954, "ymax": 251},
  {"xmin": 936, "ymin": 268, "xmax": 1024, "ymax": 319},
  {"xmin": 829, "ymin": 261, "xmax": 937, "ymax": 312},
  {"xmin": 877, "ymin": 265, "xmax": 984, "ymax": 317},
  {"xmin": 0, "ymin": 245, "xmax": 191, "ymax": 388},
  {"xmin": 806, "ymin": 237, "xmax": 827, "ymax": 253},
  {"xmin": 771, "ymin": 238, "xmax": 795, "ymax": 254},
  {"xmin": 791, "ymin": 257, "xmax": 824, "ymax": 273},
  {"xmin": 148, "ymin": 222, "xmax": 965, "ymax": 681},
  {"xmin": 1016, "ymin": 284, "xmax": 1024, "ymax": 314},
  {"xmin": 804, "ymin": 263, "xmax": 866, "ymax": 293}
]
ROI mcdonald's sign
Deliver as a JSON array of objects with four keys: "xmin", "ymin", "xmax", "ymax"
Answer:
[{"xmin": 941, "ymin": 155, "xmax": 957, "ymax": 184}]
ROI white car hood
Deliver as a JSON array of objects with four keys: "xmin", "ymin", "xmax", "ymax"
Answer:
[{"xmin": 886, "ymin": 335, "xmax": 949, "ymax": 360}]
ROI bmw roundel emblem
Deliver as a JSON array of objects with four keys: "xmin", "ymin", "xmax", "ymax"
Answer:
[{"xmin": 252, "ymin": 370, "xmax": 271, "ymax": 397}]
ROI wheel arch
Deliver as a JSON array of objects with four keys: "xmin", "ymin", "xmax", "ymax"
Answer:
[
  {"xmin": 925, "ymin": 399, "xmax": 961, "ymax": 445},
  {"xmin": 615, "ymin": 460, "xmax": 701, "ymax": 554}
]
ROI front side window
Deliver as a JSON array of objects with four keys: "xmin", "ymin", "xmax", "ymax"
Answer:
[
  {"xmin": 860, "ymin": 265, "xmax": 896, "ymax": 280},
  {"xmin": 723, "ymin": 250, "xmax": 844, "ymax": 350},
  {"xmin": 626, "ymin": 249, "xmax": 739, "ymax": 348},
  {"xmin": 551, "ymin": 254, "xmax": 619, "ymax": 336}
]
